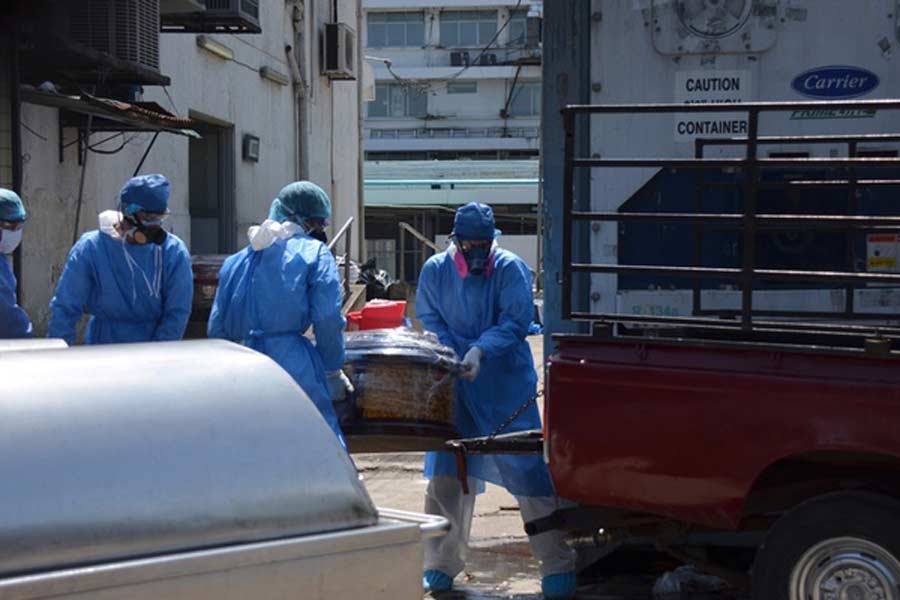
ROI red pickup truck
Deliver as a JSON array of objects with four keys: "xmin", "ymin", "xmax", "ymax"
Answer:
[{"xmin": 536, "ymin": 100, "xmax": 900, "ymax": 600}]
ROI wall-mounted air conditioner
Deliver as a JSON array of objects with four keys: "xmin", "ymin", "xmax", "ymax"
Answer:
[
  {"xmin": 526, "ymin": 16, "xmax": 542, "ymax": 48},
  {"xmin": 160, "ymin": 0, "xmax": 205, "ymax": 13},
  {"xmin": 478, "ymin": 53, "xmax": 497, "ymax": 66},
  {"xmin": 204, "ymin": 0, "xmax": 260, "ymax": 28},
  {"xmin": 322, "ymin": 23, "xmax": 357, "ymax": 80},
  {"xmin": 161, "ymin": 0, "xmax": 261, "ymax": 34},
  {"xmin": 70, "ymin": 0, "xmax": 161, "ymax": 72},
  {"xmin": 450, "ymin": 51, "xmax": 470, "ymax": 67}
]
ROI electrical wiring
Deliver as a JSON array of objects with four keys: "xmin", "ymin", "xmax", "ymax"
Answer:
[
  {"xmin": 20, "ymin": 121, "xmax": 48, "ymax": 141},
  {"xmin": 86, "ymin": 132, "xmax": 141, "ymax": 155},
  {"xmin": 372, "ymin": 1, "xmax": 525, "ymax": 94},
  {"xmin": 446, "ymin": 0, "xmax": 523, "ymax": 82}
]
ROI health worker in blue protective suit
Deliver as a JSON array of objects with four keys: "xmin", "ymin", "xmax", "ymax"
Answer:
[
  {"xmin": 0, "ymin": 189, "xmax": 33, "ymax": 338},
  {"xmin": 207, "ymin": 181, "xmax": 352, "ymax": 444},
  {"xmin": 48, "ymin": 174, "xmax": 193, "ymax": 344},
  {"xmin": 416, "ymin": 202, "xmax": 577, "ymax": 599}
]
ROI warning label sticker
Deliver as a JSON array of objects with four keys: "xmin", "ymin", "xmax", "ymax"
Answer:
[
  {"xmin": 674, "ymin": 70, "xmax": 752, "ymax": 142},
  {"xmin": 867, "ymin": 234, "xmax": 900, "ymax": 272}
]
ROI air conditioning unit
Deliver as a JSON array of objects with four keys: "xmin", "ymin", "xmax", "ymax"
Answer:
[
  {"xmin": 204, "ymin": 0, "xmax": 259, "ymax": 24},
  {"xmin": 478, "ymin": 53, "xmax": 498, "ymax": 66},
  {"xmin": 160, "ymin": 0, "xmax": 205, "ymax": 13},
  {"xmin": 526, "ymin": 16, "xmax": 542, "ymax": 48},
  {"xmin": 69, "ymin": 0, "xmax": 161, "ymax": 72},
  {"xmin": 450, "ymin": 51, "xmax": 470, "ymax": 67},
  {"xmin": 322, "ymin": 22, "xmax": 357, "ymax": 80},
  {"xmin": 160, "ymin": 0, "xmax": 261, "ymax": 33}
]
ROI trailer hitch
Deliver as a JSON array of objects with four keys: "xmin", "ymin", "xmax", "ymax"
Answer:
[{"xmin": 445, "ymin": 429, "xmax": 544, "ymax": 494}]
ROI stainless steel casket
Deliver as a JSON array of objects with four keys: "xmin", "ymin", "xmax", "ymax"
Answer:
[{"xmin": 0, "ymin": 340, "xmax": 443, "ymax": 599}]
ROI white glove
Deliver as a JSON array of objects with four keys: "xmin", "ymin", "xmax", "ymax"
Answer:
[
  {"xmin": 327, "ymin": 370, "xmax": 355, "ymax": 403},
  {"xmin": 460, "ymin": 347, "xmax": 483, "ymax": 382}
]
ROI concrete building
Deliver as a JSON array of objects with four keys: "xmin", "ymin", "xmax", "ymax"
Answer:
[
  {"xmin": 362, "ymin": 0, "xmax": 541, "ymax": 161},
  {"xmin": 361, "ymin": 0, "xmax": 541, "ymax": 281},
  {"xmin": 4, "ymin": 0, "xmax": 363, "ymax": 334}
]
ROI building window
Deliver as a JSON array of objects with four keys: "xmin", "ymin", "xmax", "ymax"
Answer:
[
  {"xmin": 447, "ymin": 81, "xmax": 478, "ymax": 94},
  {"xmin": 367, "ymin": 12, "xmax": 425, "ymax": 47},
  {"xmin": 440, "ymin": 10, "xmax": 498, "ymax": 47},
  {"xmin": 507, "ymin": 10, "xmax": 529, "ymax": 46},
  {"xmin": 369, "ymin": 83, "xmax": 428, "ymax": 118},
  {"xmin": 366, "ymin": 239, "xmax": 397, "ymax": 277},
  {"xmin": 509, "ymin": 82, "xmax": 541, "ymax": 116}
]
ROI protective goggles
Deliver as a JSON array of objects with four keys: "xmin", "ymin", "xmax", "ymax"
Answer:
[
  {"xmin": 133, "ymin": 211, "xmax": 170, "ymax": 226},
  {"xmin": 0, "ymin": 220, "xmax": 26, "ymax": 231}
]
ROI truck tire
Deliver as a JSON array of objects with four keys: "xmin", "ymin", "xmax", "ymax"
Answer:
[{"xmin": 752, "ymin": 491, "xmax": 900, "ymax": 600}]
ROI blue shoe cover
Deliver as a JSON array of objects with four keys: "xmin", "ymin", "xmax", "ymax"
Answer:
[
  {"xmin": 541, "ymin": 571, "xmax": 577, "ymax": 598},
  {"xmin": 423, "ymin": 569, "xmax": 453, "ymax": 593}
]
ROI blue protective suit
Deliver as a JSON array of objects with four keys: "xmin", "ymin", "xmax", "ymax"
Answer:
[
  {"xmin": 208, "ymin": 231, "xmax": 346, "ymax": 442},
  {"xmin": 0, "ymin": 258, "xmax": 32, "ymax": 338},
  {"xmin": 48, "ymin": 228, "xmax": 193, "ymax": 344},
  {"xmin": 416, "ymin": 246, "xmax": 554, "ymax": 497}
]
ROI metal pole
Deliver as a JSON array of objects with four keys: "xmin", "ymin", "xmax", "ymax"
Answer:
[
  {"xmin": 845, "ymin": 140, "xmax": 858, "ymax": 317},
  {"xmin": 345, "ymin": 219, "xmax": 352, "ymax": 296},
  {"xmin": 132, "ymin": 131, "xmax": 160, "ymax": 177},
  {"xmin": 740, "ymin": 109, "xmax": 759, "ymax": 330},
  {"xmin": 72, "ymin": 113, "xmax": 94, "ymax": 246},
  {"xmin": 9, "ymin": 28, "xmax": 23, "ymax": 303},
  {"xmin": 692, "ymin": 138, "xmax": 704, "ymax": 316},
  {"xmin": 399, "ymin": 228, "xmax": 406, "ymax": 283},
  {"xmin": 561, "ymin": 108, "xmax": 575, "ymax": 320}
]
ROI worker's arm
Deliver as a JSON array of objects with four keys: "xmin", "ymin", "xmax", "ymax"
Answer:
[
  {"xmin": 47, "ymin": 237, "xmax": 94, "ymax": 345},
  {"xmin": 414, "ymin": 259, "xmax": 455, "ymax": 349},
  {"xmin": 152, "ymin": 241, "xmax": 193, "ymax": 341},
  {"xmin": 473, "ymin": 257, "xmax": 532, "ymax": 359},
  {"xmin": 0, "ymin": 258, "xmax": 32, "ymax": 338},
  {"xmin": 207, "ymin": 255, "xmax": 237, "ymax": 341},
  {"xmin": 309, "ymin": 244, "xmax": 346, "ymax": 372}
]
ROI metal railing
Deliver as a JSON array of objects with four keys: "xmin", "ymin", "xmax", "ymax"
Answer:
[
  {"xmin": 328, "ymin": 217, "xmax": 355, "ymax": 298},
  {"xmin": 368, "ymin": 126, "xmax": 540, "ymax": 140},
  {"xmin": 398, "ymin": 221, "xmax": 441, "ymax": 283},
  {"xmin": 561, "ymin": 99, "xmax": 900, "ymax": 338}
]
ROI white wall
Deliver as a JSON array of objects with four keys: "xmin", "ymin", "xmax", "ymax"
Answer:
[{"xmin": 19, "ymin": 0, "xmax": 362, "ymax": 334}]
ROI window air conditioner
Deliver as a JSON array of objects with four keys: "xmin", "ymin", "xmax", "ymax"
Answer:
[
  {"xmin": 478, "ymin": 53, "xmax": 497, "ymax": 66},
  {"xmin": 322, "ymin": 23, "xmax": 357, "ymax": 80},
  {"xmin": 160, "ymin": 0, "xmax": 205, "ymax": 13},
  {"xmin": 203, "ymin": 0, "xmax": 261, "ymax": 31},
  {"xmin": 450, "ymin": 51, "xmax": 470, "ymax": 67}
]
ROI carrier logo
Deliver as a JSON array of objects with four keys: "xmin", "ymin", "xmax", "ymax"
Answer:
[{"xmin": 792, "ymin": 66, "xmax": 880, "ymax": 99}]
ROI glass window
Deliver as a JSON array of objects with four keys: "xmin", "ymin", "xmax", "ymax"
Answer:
[
  {"xmin": 367, "ymin": 12, "xmax": 425, "ymax": 47},
  {"xmin": 507, "ymin": 10, "xmax": 528, "ymax": 46},
  {"xmin": 509, "ymin": 82, "xmax": 541, "ymax": 116},
  {"xmin": 368, "ymin": 83, "xmax": 428, "ymax": 118},
  {"xmin": 440, "ymin": 10, "xmax": 497, "ymax": 47},
  {"xmin": 447, "ymin": 81, "xmax": 478, "ymax": 94}
]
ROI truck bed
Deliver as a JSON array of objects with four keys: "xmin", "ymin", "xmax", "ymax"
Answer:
[{"xmin": 545, "ymin": 334, "xmax": 900, "ymax": 530}]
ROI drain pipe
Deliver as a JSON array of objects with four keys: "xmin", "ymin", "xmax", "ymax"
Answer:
[
  {"xmin": 9, "ymin": 30, "xmax": 23, "ymax": 302},
  {"xmin": 287, "ymin": 0, "xmax": 309, "ymax": 180},
  {"xmin": 356, "ymin": 0, "xmax": 365, "ymax": 261}
]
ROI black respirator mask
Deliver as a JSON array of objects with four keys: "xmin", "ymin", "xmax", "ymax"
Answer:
[
  {"xmin": 462, "ymin": 245, "xmax": 491, "ymax": 276},
  {"xmin": 308, "ymin": 228, "xmax": 328, "ymax": 244},
  {"xmin": 125, "ymin": 215, "xmax": 167, "ymax": 245}
]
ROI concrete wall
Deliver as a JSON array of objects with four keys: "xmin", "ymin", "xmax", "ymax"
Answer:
[{"xmin": 18, "ymin": 0, "xmax": 362, "ymax": 335}]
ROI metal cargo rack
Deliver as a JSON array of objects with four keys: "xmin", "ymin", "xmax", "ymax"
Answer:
[{"xmin": 560, "ymin": 99, "xmax": 900, "ymax": 350}]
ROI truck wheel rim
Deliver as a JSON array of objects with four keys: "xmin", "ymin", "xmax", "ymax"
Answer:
[{"xmin": 790, "ymin": 537, "xmax": 900, "ymax": 600}]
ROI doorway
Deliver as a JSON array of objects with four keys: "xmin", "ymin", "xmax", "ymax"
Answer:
[{"xmin": 189, "ymin": 116, "xmax": 235, "ymax": 254}]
